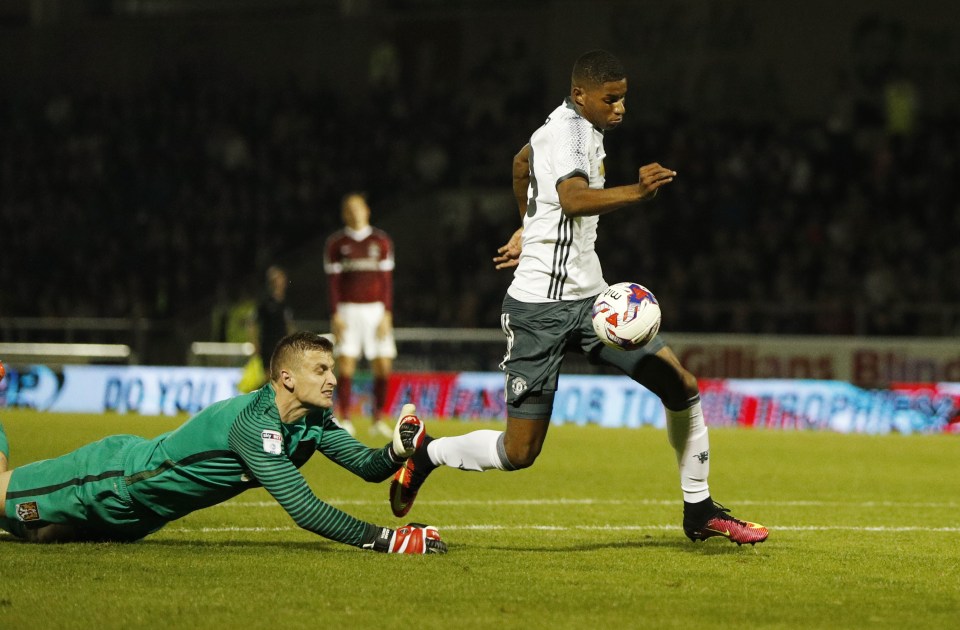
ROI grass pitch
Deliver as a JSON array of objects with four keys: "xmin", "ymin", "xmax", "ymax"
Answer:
[{"xmin": 1, "ymin": 409, "xmax": 958, "ymax": 629}]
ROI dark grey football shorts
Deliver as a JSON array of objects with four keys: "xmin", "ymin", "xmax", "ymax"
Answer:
[{"xmin": 499, "ymin": 293, "xmax": 665, "ymax": 419}]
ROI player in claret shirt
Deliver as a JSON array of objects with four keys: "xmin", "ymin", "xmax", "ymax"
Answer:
[
  {"xmin": 324, "ymin": 192, "xmax": 397, "ymax": 439},
  {"xmin": 0, "ymin": 334, "xmax": 445, "ymax": 554}
]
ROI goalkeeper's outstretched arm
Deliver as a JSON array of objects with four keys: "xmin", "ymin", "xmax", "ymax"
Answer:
[{"xmin": 317, "ymin": 404, "xmax": 425, "ymax": 482}]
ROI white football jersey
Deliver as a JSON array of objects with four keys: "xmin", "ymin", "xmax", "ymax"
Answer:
[{"xmin": 507, "ymin": 98, "xmax": 607, "ymax": 303}]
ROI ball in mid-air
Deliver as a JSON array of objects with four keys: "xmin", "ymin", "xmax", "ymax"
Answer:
[{"xmin": 591, "ymin": 282, "xmax": 661, "ymax": 351}]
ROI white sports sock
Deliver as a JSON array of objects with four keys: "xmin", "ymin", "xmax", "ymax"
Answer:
[
  {"xmin": 426, "ymin": 430, "xmax": 512, "ymax": 471},
  {"xmin": 665, "ymin": 398, "xmax": 711, "ymax": 503}
]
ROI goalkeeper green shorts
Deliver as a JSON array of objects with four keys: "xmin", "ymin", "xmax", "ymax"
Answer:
[{"xmin": 4, "ymin": 434, "xmax": 167, "ymax": 541}]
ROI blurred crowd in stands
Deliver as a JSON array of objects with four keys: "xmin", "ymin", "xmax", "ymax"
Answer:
[{"xmin": 2, "ymin": 38, "xmax": 959, "ymax": 337}]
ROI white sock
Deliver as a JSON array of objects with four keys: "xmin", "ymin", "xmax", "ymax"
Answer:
[
  {"xmin": 426, "ymin": 430, "xmax": 512, "ymax": 471},
  {"xmin": 665, "ymin": 397, "xmax": 711, "ymax": 503}
]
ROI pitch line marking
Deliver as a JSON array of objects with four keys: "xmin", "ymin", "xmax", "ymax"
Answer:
[
  {"xmin": 167, "ymin": 524, "xmax": 960, "ymax": 534},
  {"xmin": 218, "ymin": 498, "xmax": 959, "ymax": 509}
]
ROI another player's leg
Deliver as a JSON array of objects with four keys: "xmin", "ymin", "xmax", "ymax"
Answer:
[
  {"xmin": 334, "ymin": 355, "xmax": 357, "ymax": 437},
  {"xmin": 632, "ymin": 346, "xmax": 768, "ymax": 545},
  {"xmin": 0, "ymin": 474, "xmax": 29, "ymax": 539},
  {"xmin": 1, "ymin": 435, "xmax": 160, "ymax": 544},
  {"xmin": 0, "ymin": 452, "xmax": 80, "ymax": 542},
  {"xmin": 391, "ymin": 295, "xmax": 567, "ymax": 517},
  {"xmin": 596, "ymin": 337, "xmax": 768, "ymax": 546},
  {"xmin": 369, "ymin": 356, "xmax": 394, "ymax": 439},
  {"xmin": 0, "ymin": 415, "xmax": 35, "ymax": 540},
  {"xmin": 390, "ymin": 416, "xmax": 547, "ymax": 517},
  {"xmin": 664, "ymin": 393, "xmax": 767, "ymax": 545},
  {"xmin": 0, "ymin": 419, "xmax": 22, "ymax": 537}
]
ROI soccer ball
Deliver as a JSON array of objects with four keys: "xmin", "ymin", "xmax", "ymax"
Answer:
[{"xmin": 591, "ymin": 282, "xmax": 661, "ymax": 350}]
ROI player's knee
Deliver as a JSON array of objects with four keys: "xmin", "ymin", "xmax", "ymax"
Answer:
[
  {"xmin": 659, "ymin": 367, "xmax": 698, "ymax": 409},
  {"xmin": 504, "ymin": 441, "xmax": 542, "ymax": 469},
  {"xmin": 679, "ymin": 368, "xmax": 699, "ymax": 398}
]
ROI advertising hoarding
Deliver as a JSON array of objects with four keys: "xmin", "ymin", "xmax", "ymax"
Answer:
[{"xmin": 2, "ymin": 364, "xmax": 957, "ymax": 434}]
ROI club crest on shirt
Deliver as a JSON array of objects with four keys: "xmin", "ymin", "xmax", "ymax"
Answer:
[
  {"xmin": 261, "ymin": 430, "xmax": 283, "ymax": 455},
  {"xmin": 15, "ymin": 501, "xmax": 41, "ymax": 522}
]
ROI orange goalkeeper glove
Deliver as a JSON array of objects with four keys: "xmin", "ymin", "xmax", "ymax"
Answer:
[{"xmin": 365, "ymin": 523, "xmax": 447, "ymax": 554}]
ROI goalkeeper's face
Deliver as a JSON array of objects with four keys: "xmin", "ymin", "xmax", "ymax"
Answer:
[{"xmin": 293, "ymin": 349, "xmax": 338, "ymax": 409}]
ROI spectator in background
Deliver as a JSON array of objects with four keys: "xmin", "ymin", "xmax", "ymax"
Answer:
[
  {"xmin": 324, "ymin": 193, "xmax": 397, "ymax": 439},
  {"xmin": 211, "ymin": 282, "xmax": 257, "ymax": 344},
  {"xmin": 249, "ymin": 266, "xmax": 294, "ymax": 389},
  {"xmin": 2, "ymin": 45, "xmax": 957, "ymax": 339}
]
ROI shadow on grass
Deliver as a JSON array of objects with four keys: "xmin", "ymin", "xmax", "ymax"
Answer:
[
  {"xmin": 139, "ymin": 538, "xmax": 341, "ymax": 551},
  {"xmin": 0, "ymin": 534, "xmax": 349, "ymax": 553},
  {"xmin": 3, "ymin": 533, "xmax": 767, "ymax": 556},
  {"xmin": 482, "ymin": 538, "xmax": 764, "ymax": 554}
]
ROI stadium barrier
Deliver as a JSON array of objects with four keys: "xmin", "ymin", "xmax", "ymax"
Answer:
[
  {"xmin": 5, "ymin": 329, "xmax": 960, "ymax": 389},
  {"xmin": 1, "ymin": 363, "xmax": 957, "ymax": 434},
  {"xmin": 188, "ymin": 341, "xmax": 256, "ymax": 367},
  {"xmin": 5, "ymin": 316, "xmax": 960, "ymax": 383},
  {"xmin": 0, "ymin": 364, "xmax": 239, "ymax": 416},
  {"xmin": 0, "ymin": 342, "xmax": 133, "ymax": 367}
]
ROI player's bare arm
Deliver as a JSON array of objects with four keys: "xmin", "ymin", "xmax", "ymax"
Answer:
[
  {"xmin": 492, "ymin": 144, "xmax": 531, "ymax": 271},
  {"xmin": 557, "ymin": 163, "xmax": 676, "ymax": 217}
]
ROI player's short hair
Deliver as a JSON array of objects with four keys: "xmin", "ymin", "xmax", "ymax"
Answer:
[
  {"xmin": 270, "ymin": 331, "xmax": 334, "ymax": 381},
  {"xmin": 571, "ymin": 50, "xmax": 626, "ymax": 89},
  {"xmin": 341, "ymin": 191, "xmax": 368, "ymax": 208}
]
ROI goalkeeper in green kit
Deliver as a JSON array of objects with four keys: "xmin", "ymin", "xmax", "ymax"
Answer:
[{"xmin": 0, "ymin": 333, "xmax": 446, "ymax": 554}]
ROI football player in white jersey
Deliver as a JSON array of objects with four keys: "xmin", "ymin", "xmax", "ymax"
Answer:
[{"xmin": 391, "ymin": 50, "xmax": 768, "ymax": 546}]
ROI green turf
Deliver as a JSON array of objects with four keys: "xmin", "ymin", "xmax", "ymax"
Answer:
[{"xmin": 1, "ymin": 409, "xmax": 958, "ymax": 629}]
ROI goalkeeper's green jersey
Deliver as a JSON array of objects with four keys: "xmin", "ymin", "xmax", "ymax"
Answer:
[{"xmin": 120, "ymin": 384, "xmax": 397, "ymax": 546}]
